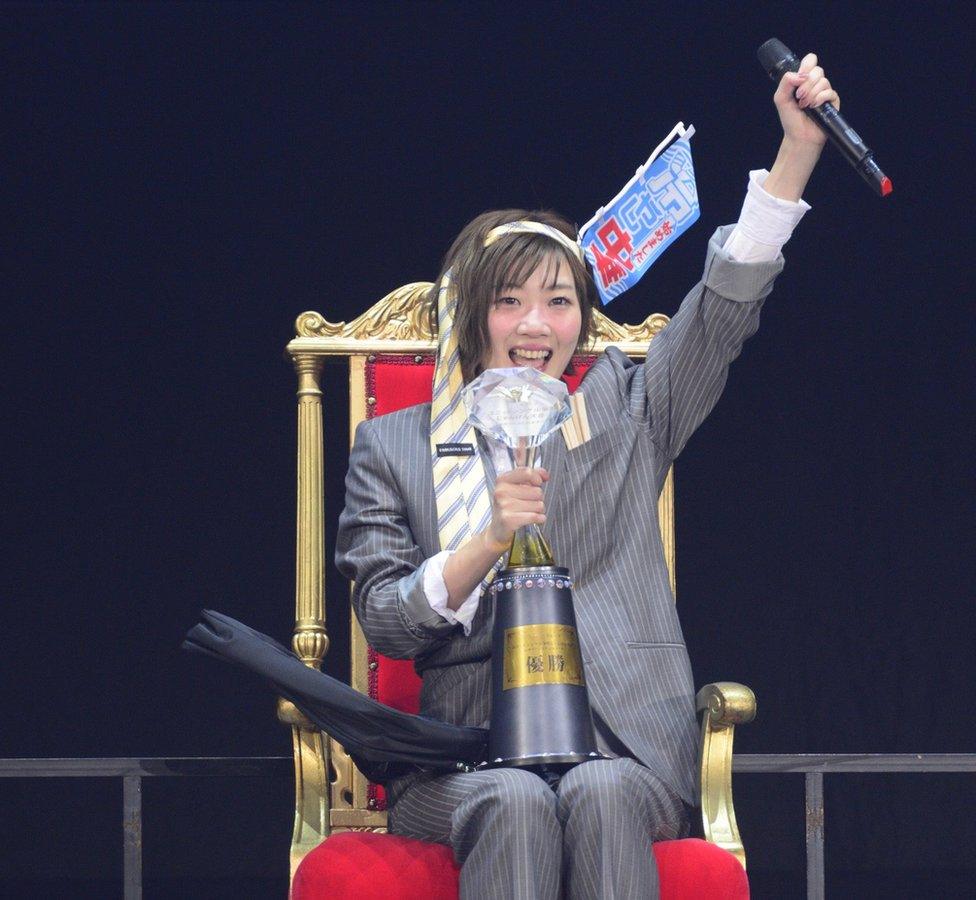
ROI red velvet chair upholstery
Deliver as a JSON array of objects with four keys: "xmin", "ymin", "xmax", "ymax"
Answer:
[
  {"xmin": 283, "ymin": 291, "xmax": 755, "ymax": 897},
  {"xmin": 294, "ymin": 832, "xmax": 749, "ymax": 900}
]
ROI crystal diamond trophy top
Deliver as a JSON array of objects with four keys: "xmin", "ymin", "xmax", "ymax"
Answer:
[
  {"xmin": 463, "ymin": 367, "xmax": 601, "ymax": 770},
  {"xmin": 463, "ymin": 367, "xmax": 572, "ymax": 566}
]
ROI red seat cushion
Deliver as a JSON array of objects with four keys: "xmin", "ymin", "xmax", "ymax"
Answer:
[
  {"xmin": 293, "ymin": 833, "xmax": 459, "ymax": 900},
  {"xmin": 294, "ymin": 832, "xmax": 748, "ymax": 899},
  {"xmin": 655, "ymin": 838, "xmax": 750, "ymax": 898}
]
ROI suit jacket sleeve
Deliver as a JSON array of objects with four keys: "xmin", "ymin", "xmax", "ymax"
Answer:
[
  {"xmin": 335, "ymin": 417, "xmax": 458, "ymax": 659},
  {"xmin": 588, "ymin": 224, "xmax": 784, "ymax": 460}
]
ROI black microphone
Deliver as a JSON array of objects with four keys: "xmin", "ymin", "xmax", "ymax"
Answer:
[{"xmin": 758, "ymin": 38, "xmax": 892, "ymax": 198}]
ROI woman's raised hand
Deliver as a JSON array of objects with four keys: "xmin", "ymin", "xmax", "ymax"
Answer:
[
  {"xmin": 764, "ymin": 51, "xmax": 841, "ymax": 201},
  {"xmin": 485, "ymin": 467, "xmax": 549, "ymax": 554},
  {"xmin": 774, "ymin": 52, "xmax": 841, "ymax": 148}
]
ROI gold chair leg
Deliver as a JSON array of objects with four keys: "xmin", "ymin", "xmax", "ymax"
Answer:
[{"xmin": 288, "ymin": 724, "xmax": 331, "ymax": 883}]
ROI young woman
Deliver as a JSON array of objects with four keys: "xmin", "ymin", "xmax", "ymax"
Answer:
[{"xmin": 336, "ymin": 55, "xmax": 839, "ymax": 900}]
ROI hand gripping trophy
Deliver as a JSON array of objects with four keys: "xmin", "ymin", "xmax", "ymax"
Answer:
[{"xmin": 464, "ymin": 367, "xmax": 602, "ymax": 770}]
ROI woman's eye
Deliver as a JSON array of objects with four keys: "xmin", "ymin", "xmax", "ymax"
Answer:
[
  {"xmin": 494, "ymin": 296, "xmax": 519, "ymax": 306},
  {"xmin": 550, "ymin": 296, "xmax": 574, "ymax": 306}
]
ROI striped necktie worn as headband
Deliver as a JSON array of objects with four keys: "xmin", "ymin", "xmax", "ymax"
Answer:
[{"xmin": 483, "ymin": 220, "xmax": 584, "ymax": 263}]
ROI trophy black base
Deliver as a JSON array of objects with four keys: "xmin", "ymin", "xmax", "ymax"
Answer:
[
  {"xmin": 487, "ymin": 565, "xmax": 602, "ymax": 770},
  {"xmin": 489, "ymin": 751, "xmax": 602, "ymax": 767}
]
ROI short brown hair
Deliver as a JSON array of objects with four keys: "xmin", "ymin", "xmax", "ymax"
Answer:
[{"xmin": 428, "ymin": 209, "xmax": 598, "ymax": 382}]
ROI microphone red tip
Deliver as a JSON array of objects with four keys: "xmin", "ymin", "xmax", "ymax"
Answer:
[{"xmin": 881, "ymin": 177, "xmax": 893, "ymax": 197}]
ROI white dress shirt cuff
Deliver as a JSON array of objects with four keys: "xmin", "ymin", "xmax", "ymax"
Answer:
[
  {"xmin": 423, "ymin": 550, "xmax": 482, "ymax": 636},
  {"xmin": 724, "ymin": 168, "xmax": 812, "ymax": 263}
]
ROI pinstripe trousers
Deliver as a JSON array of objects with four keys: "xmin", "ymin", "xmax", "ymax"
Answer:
[{"xmin": 389, "ymin": 758, "xmax": 689, "ymax": 899}]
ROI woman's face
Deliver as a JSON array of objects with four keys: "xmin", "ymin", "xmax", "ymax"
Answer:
[{"xmin": 482, "ymin": 254, "xmax": 582, "ymax": 379}]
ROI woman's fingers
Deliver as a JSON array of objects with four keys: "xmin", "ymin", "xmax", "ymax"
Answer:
[
  {"xmin": 775, "ymin": 70, "xmax": 810, "ymax": 109},
  {"xmin": 498, "ymin": 466, "xmax": 548, "ymax": 485},
  {"xmin": 505, "ymin": 512, "xmax": 547, "ymax": 527},
  {"xmin": 805, "ymin": 85, "xmax": 840, "ymax": 111},
  {"xmin": 491, "ymin": 466, "xmax": 550, "ymax": 541},
  {"xmin": 497, "ymin": 482, "xmax": 544, "ymax": 500},
  {"xmin": 500, "ymin": 505, "xmax": 543, "ymax": 519},
  {"xmin": 796, "ymin": 67, "xmax": 833, "ymax": 106},
  {"xmin": 797, "ymin": 52, "xmax": 819, "ymax": 75},
  {"xmin": 496, "ymin": 491, "xmax": 545, "ymax": 515},
  {"xmin": 779, "ymin": 57, "xmax": 840, "ymax": 111},
  {"xmin": 773, "ymin": 50, "xmax": 841, "ymax": 150},
  {"xmin": 795, "ymin": 67, "xmax": 823, "ymax": 100}
]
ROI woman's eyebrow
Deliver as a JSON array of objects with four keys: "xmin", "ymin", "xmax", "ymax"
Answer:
[{"xmin": 496, "ymin": 280, "xmax": 576, "ymax": 291}]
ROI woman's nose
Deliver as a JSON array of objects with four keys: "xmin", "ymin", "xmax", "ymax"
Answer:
[{"xmin": 516, "ymin": 305, "xmax": 550, "ymax": 334}]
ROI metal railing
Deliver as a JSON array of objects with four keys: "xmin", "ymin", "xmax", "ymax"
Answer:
[
  {"xmin": 2, "ymin": 754, "xmax": 974, "ymax": 898},
  {"xmin": 0, "ymin": 756, "xmax": 292, "ymax": 899},
  {"xmin": 733, "ymin": 754, "xmax": 976, "ymax": 899}
]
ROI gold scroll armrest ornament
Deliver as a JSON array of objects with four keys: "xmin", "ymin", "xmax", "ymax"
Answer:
[{"xmin": 696, "ymin": 681, "xmax": 757, "ymax": 870}]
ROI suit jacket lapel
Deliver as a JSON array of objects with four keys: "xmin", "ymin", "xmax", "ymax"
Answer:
[{"xmin": 540, "ymin": 429, "xmax": 567, "ymax": 540}]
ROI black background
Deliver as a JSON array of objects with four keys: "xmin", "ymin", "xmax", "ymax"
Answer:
[{"xmin": 2, "ymin": 1, "xmax": 973, "ymax": 896}]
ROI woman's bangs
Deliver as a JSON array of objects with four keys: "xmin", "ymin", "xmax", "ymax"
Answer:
[{"xmin": 490, "ymin": 237, "xmax": 575, "ymax": 295}]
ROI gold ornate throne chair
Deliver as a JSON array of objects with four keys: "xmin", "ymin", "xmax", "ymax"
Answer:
[{"xmin": 279, "ymin": 284, "xmax": 757, "ymax": 896}]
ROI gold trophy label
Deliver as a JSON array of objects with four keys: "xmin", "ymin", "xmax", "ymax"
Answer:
[{"xmin": 502, "ymin": 624, "xmax": 585, "ymax": 690}]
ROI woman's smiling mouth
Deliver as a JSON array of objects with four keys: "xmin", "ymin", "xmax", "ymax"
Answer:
[{"xmin": 509, "ymin": 347, "xmax": 552, "ymax": 367}]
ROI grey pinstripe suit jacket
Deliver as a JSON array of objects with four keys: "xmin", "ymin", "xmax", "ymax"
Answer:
[{"xmin": 336, "ymin": 225, "xmax": 784, "ymax": 808}]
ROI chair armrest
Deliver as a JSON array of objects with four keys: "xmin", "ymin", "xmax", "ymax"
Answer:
[
  {"xmin": 695, "ymin": 682, "xmax": 756, "ymax": 870},
  {"xmin": 697, "ymin": 682, "xmax": 756, "ymax": 726}
]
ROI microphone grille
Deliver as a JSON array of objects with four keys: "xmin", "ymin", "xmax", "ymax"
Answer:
[{"xmin": 757, "ymin": 38, "xmax": 798, "ymax": 78}]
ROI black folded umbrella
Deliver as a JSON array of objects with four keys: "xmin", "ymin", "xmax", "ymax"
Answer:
[{"xmin": 182, "ymin": 609, "xmax": 488, "ymax": 784}]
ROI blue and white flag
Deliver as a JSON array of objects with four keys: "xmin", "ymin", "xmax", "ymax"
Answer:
[{"xmin": 578, "ymin": 123, "xmax": 699, "ymax": 305}]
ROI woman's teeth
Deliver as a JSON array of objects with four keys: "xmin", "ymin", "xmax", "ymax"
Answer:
[{"xmin": 511, "ymin": 349, "xmax": 550, "ymax": 361}]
